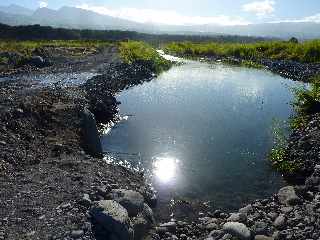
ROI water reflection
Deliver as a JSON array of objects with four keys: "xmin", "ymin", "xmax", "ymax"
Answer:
[
  {"xmin": 152, "ymin": 156, "xmax": 179, "ymax": 183},
  {"xmin": 102, "ymin": 61, "xmax": 304, "ymax": 211}
]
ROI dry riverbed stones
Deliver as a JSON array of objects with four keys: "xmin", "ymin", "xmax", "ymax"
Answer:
[{"xmin": 89, "ymin": 189, "xmax": 155, "ymax": 240}]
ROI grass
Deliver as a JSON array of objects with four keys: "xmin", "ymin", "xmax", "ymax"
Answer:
[
  {"xmin": 269, "ymin": 75, "xmax": 320, "ymax": 174},
  {"xmin": 0, "ymin": 56, "xmax": 8, "ymax": 65},
  {"xmin": 166, "ymin": 40, "xmax": 320, "ymax": 64},
  {"xmin": 268, "ymin": 119, "xmax": 301, "ymax": 174},
  {"xmin": 293, "ymin": 75, "xmax": 320, "ymax": 115},
  {"xmin": 0, "ymin": 40, "xmax": 111, "ymax": 57},
  {"xmin": 118, "ymin": 40, "xmax": 172, "ymax": 74}
]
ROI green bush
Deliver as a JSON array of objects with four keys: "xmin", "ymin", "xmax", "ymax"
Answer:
[
  {"xmin": 0, "ymin": 56, "xmax": 8, "ymax": 65},
  {"xmin": 165, "ymin": 40, "xmax": 320, "ymax": 64},
  {"xmin": 119, "ymin": 40, "xmax": 171, "ymax": 74},
  {"xmin": 293, "ymin": 75, "xmax": 320, "ymax": 114}
]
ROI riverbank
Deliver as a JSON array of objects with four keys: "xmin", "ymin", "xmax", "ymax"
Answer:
[
  {"xmin": 0, "ymin": 44, "xmax": 169, "ymax": 240},
  {"xmin": 1, "ymin": 41, "xmax": 320, "ymax": 240}
]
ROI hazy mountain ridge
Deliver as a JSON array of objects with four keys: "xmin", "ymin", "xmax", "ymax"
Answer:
[
  {"xmin": 0, "ymin": 4, "xmax": 320, "ymax": 39},
  {"xmin": 0, "ymin": 4, "xmax": 33, "ymax": 16}
]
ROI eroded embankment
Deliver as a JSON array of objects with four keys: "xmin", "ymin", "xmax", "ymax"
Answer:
[{"xmin": 0, "ymin": 47, "xmax": 161, "ymax": 240}]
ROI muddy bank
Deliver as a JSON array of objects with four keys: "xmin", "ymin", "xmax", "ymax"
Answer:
[
  {"xmin": 0, "ymin": 47, "xmax": 160, "ymax": 240},
  {"xmin": 173, "ymin": 53, "xmax": 320, "ymax": 82}
]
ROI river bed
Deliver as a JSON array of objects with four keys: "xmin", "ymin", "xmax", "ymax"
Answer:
[{"xmin": 101, "ymin": 59, "xmax": 304, "ymax": 212}]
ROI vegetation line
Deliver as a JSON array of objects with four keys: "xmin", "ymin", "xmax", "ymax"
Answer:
[{"xmin": 165, "ymin": 39, "xmax": 320, "ymax": 64}]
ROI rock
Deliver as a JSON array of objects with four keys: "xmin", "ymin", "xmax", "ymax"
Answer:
[
  {"xmin": 110, "ymin": 189, "xmax": 145, "ymax": 217},
  {"xmin": 141, "ymin": 203, "xmax": 155, "ymax": 225},
  {"xmin": 79, "ymin": 193, "xmax": 92, "ymax": 207},
  {"xmin": 223, "ymin": 222, "xmax": 251, "ymax": 240},
  {"xmin": 206, "ymin": 222, "xmax": 218, "ymax": 231},
  {"xmin": 208, "ymin": 230, "xmax": 224, "ymax": 239},
  {"xmin": 96, "ymin": 185, "xmax": 111, "ymax": 198},
  {"xmin": 239, "ymin": 205, "xmax": 253, "ymax": 215},
  {"xmin": 255, "ymin": 235, "xmax": 274, "ymax": 240},
  {"xmin": 71, "ymin": 230, "xmax": 84, "ymax": 239},
  {"xmin": 159, "ymin": 222, "xmax": 177, "ymax": 233},
  {"xmin": 273, "ymin": 214, "xmax": 286, "ymax": 230},
  {"xmin": 29, "ymin": 56, "xmax": 45, "ymax": 67},
  {"xmin": 227, "ymin": 213, "xmax": 247, "ymax": 223},
  {"xmin": 253, "ymin": 221, "xmax": 268, "ymax": 235},
  {"xmin": 277, "ymin": 186, "xmax": 300, "ymax": 206},
  {"xmin": 81, "ymin": 108, "xmax": 103, "ymax": 157},
  {"xmin": 90, "ymin": 200, "xmax": 132, "ymax": 240},
  {"xmin": 132, "ymin": 217, "xmax": 148, "ymax": 240},
  {"xmin": 280, "ymin": 206, "xmax": 293, "ymax": 214}
]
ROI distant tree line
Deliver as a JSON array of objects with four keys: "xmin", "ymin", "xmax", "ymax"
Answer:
[{"xmin": 0, "ymin": 23, "xmax": 270, "ymax": 46}]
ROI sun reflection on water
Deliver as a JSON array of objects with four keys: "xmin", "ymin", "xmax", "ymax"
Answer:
[{"xmin": 152, "ymin": 156, "xmax": 179, "ymax": 183}]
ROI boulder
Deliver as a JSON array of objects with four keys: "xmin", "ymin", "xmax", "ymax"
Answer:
[
  {"xmin": 132, "ymin": 217, "xmax": 149, "ymax": 240},
  {"xmin": 110, "ymin": 189, "xmax": 145, "ymax": 217},
  {"xmin": 223, "ymin": 222, "xmax": 251, "ymax": 240},
  {"xmin": 90, "ymin": 200, "xmax": 132, "ymax": 240},
  {"xmin": 273, "ymin": 214, "xmax": 286, "ymax": 230},
  {"xmin": 29, "ymin": 56, "xmax": 45, "ymax": 67},
  {"xmin": 81, "ymin": 108, "xmax": 102, "ymax": 158},
  {"xmin": 159, "ymin": 222, "xmax": 177, "ymax": 233},
  {"xmin": 141, "ymin": 203, "xmax": 155, "ymax": 225},
  {"xmin": 277, "ymin": 186, "xmax": 300, "ymax": 206},
  {"xmin": 252, "ymin": 221, "xmax": 268, "ymax": 235},
  {"xmin": 227, "ymin": 213, "xmax": 247, "ymax": 223}
]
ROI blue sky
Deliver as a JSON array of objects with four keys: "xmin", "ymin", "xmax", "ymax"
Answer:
[{"xmin": 2, "ymin": 0, "xmax": 320, "ymax": 25}]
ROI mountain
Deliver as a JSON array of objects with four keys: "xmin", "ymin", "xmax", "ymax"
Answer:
[
  {"xmin": 0, "ymin": 4, "xmax": 319, "ymax": 39},
  {"xmin": 0, "ymin": 4, "xmax": 34, "ymax": 16},
  {"xmin": 31, "ymin": 6, "xmax": 145, "ymax": 30},
  {"xmin": 0, "ymin": 11, "xmax": 34, "ymax": 26}
]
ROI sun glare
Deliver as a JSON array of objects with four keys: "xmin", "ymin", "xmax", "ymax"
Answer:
[{"xmin": 153, "ymin": 156, "xmax": 179, "ymax": 183}]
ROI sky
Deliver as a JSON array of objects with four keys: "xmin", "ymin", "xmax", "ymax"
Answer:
[{"xmin": 2, "ymin": 0, "xmax": 320, "ymax": 26}]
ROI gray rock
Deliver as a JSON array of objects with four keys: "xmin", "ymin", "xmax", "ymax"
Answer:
[
  {"xmin": 223, "ymin": 222, "xmax": 251, "ymax": 240},
  {"xmin": 141, "ymin": 203, "xmax": 155, "ymax": 225},
  {"xmin": 206, "ymin": 222, "xmax": 218, "ymax": 231},
  {"xmin": 273, "ymin": 214, "xmax": 286, "ymax": 230},
  {"xmin": 255, "ymin": 235, "xmax": 274, "ymax": 240},
  {"xmin": 90, "ymin": 200, "xmax": 132, "ymax": 240},
  {"xmin": 208, "ymin": 230, "xmax": 224, "ymax": 239},
  {"xmin": 79, "ymin": 193, "xmax": 92, "ymax": 207},
  {"xmin": 253, "ymin": 221, "xmax": 268, "ymax": 235},
  {"xmin": 132, "ymin": 217, "xmax": 149, "ymax": 240},
  {"xmin": 159, "ymin": 222, "xmax": 176, "ymax": 233},
  {"xmin": 110, "ymin": 189, "xmax": 145, "ymax": 217},
  {"xmin": 227, "ymin": 213, "xmax": 247, "ymax": 223},
  {"xmin": 277, "ymin": 186, "xmax": 300, "ymax": 206},
  {"xmin": 239, "ymin": 205, "xmax": 253, "ymax": 215},
  {"xmin": 29, "ymin": 56, "xmax": 45, "ymax": 67},
  {"xmin": 71, "ymin": 230, "xmax": 84, "ymax": 239},
  {"xmin": 81, "ymin": 108, "xmax": 102, "ymax": 157}
]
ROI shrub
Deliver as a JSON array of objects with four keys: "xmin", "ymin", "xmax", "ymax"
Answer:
[{"xmin": 119, "ymin": 40, "xmax": 171, "ymax": 74}]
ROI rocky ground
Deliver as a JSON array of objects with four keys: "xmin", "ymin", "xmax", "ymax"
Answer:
[
  {"xmin": 1, "ymin": 46, "xmax": 320, "ymax": 240},
  {"xmin": 0, "ymin": 47, "xmax": 159, "ymax": 240}
]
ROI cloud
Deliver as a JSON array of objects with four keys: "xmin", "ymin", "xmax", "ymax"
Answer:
[
  {"xmin": 76, "ymin": 4, "xmax": 250, "ymax": 26},
  {"xmin": 242, "ymin": 0, "xmax": 275, "ymax": 17},
  {"xmin": 271, "ymin": 13, "xmax": 320, "ymax": 23},
  {"xmin": 39, "ymin": 1, "xmax": 48, "ymax": 8},
  {"xmin": 303, "ymin": 13, "xmax": 320, "ymax": 23}
]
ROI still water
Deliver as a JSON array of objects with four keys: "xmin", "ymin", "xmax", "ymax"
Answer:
[{"xmin": 102, "ymin": 60, "xmax": 302, "ymax": 211}]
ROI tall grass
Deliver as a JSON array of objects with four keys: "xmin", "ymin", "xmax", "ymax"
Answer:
[
  {"xmin": 0, "ymin": 40, "xmax": 111, "ymax": 56},
  {"xmin": 119, "ymin": 41, "xmax": 171, "ymax": 74},
  {"xmin": 166, "ymin": 40, "xmax": 320, "ymax": 63}
]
